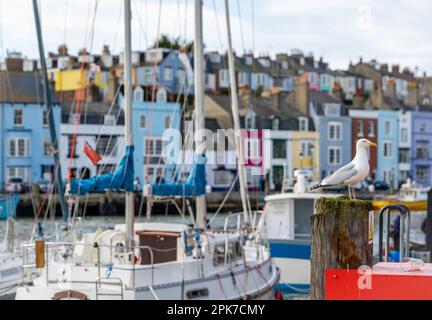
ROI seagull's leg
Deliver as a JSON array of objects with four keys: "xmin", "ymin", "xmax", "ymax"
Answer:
[
  {"xmin": 348, "ymin": 185, "xmax": 352, "ymax": 200},
  {"xmin": 353, "ymin": 186, "xmax": 356, "ymax": 200}
]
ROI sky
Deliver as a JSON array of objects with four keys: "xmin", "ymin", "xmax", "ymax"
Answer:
[{"xmin": 0, "ymin": 0, "xmax": 431, "ymax": 75}]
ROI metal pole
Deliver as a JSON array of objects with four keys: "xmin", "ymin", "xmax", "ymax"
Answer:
[
  {"xmin": 32, "ymin": 0, "xmax": 68, "ymax": 222},
  {"xmin": 124, "ymin": 0, "xmax": 135, "ymax": 251},
  {"xmin": 223, "ymin": 0, "xmax": 250, "ymax": 224},
  {"xmin": 194, "ymin": 0, "xmax": 206, "ymax": 229}
]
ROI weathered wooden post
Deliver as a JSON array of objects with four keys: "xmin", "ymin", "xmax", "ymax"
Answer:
[{"xmin": 310, "ymin": 196, "xmax": 373, "ymax": 300}]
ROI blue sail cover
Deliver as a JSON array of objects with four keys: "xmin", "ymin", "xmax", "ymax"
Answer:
[
  {"xmin": 0, "ymin": 193, "xmax": 19, "ymax": 219},
  {"xmin": 150, "ymin": 154, "xmax": 206, "ymax": 197},
  {"xmin": 69, "ymin": 145, "xmax": 134, "ymax": 196}
]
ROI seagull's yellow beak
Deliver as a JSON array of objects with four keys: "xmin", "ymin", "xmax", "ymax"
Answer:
[{"xmin": 369, "ymin": 141, "xmax": 377, "ymax": 147}]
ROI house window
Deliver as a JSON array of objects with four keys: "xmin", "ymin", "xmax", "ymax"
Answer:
[
  {"xmin": 14, "ymin": 109, "xmax": 23, "ymax": 126},
  {"xmin": 164, "ymin": 116, "xmax": 171, "ymax": 129},
  {"xmin": 133, "ymin": 87, "xmax": 144, "ymax": 102},
  {"xmin": 67, "ymin": 136, "xmax": 77, "ymax": 158},
  {"xmin": 301, "ymin": 141, "xmax": 314, "ymax": 157},
  {"xmin": 272, "ymin": 139, "xmax": 286, "ymax": 159},
  {"xmin": 384, "ymin": 121, "xmax": 391, "ymax": 135},
  {"xmin": 357, "ymin": 121, "xmax": 364, "ymax": 137},
  {"xmin": 8, "ymin": 138, "xmax": 29, "ymax": 157},
  {"xmin": 299, "ymin": 117, "xmax": 308, "ymax": 131},
  {"xmin": 176, "ymin": 68, "xmax": 186, "ymax": 84},
  {"xmin": 144, "ymin": 137, "xmax": 165, "ymax": 164},
  {"xmin": 399, "ymin": 149, "xmax": 409, "ymax": 164},
  {"xmin": 416, "ymin": 142, "xmax": 429, "ymax": 160},
  {"xmin": 140, "ymin": 115, "xmax": 146, "ymax": 128},
  {"xmin": 7, "ymin": 167, "xmax": 29, "ymax": 181},
  {"xmin": 44, "ymin": 141, "xmax": 51, "ymax": 156},
  {"xmin": 401, "ymin": 128, "xmax": 408, "ymax": 143},
  {"xmin": 163, "ymin": 67, "xmax": 173, "ymax": 81},
  {"xmin": 96, "ymin": 136, "xmax": 117, "ymax": 156},
  {"xmin": 328, "ymin": 122, "xmax": 342, "ymax": 140},
  {"xmin": 420, "ymin": 123, "xmax": 427, "ymax": 132},
  {"xmin": 416, "ymin": 167, "xmax": 429, "ymax": 182},
  {"xmin": 383, "ymin": 141, "xmax": 392, "ymax": 158},
  {"xmin": 43, "ymin": 110, "xmax": 49, "ymax": 126},
  {"xmin": 328, "ymin": 147, "xmax": 341, "ymax": 165},
  {"xmin": 247, "ymin": 137, "xmax": 260, "ymax": 161}
]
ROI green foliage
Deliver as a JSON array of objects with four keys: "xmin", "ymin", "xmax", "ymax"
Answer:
[{"xmin": 152, "ymin": 34, "xmax": 194, "ymax": 52}]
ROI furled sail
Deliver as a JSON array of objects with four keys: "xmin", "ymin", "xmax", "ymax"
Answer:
[
  {"xmin": 149, "ymin": 153, "xmax": 206, "ymax": 197},
  {"xmin": 68, "ymin": 146, "xmax": 134, "ymax": 196}
]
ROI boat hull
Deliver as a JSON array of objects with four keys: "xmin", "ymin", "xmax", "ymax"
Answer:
[
  {"xmin": 269, "ymin": 239, "xmax": 311, "ymax": 295},
  {"xmin": 372, "ymin": 200, "xmax": 427, "ymax": 211}
]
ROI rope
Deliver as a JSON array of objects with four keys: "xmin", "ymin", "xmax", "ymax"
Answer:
[
  {"xmin": 215, "ymin": 274, "xmax": 228, "ymax": 299},
  {"xmin": 209, "ymin": 173, "xmax": 239, "ymax": 225}
]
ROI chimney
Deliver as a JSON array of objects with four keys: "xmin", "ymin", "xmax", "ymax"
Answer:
[
  {"xmin": 271, "ymin": 88, "xmax": 283, "ymax": 109},
  {"xmin": 391, "ymin": 64, "xmax": 400, "ymax": 75},
  {"xmin": 359, "ymin": 57, "xmax": 363, "ymax": 64},
  {"xmin": 102, "ymin": 45, "xmax": 110, "ymax": 55},
  {"xmin": 58, "ymin": 44, "xmax": 68, "ymax": 56},
  {"xmin": 292, "ymin": 75, "xmax": 309, "ymax": 115},
  {"xmin": 332, "ymin": 82, "xmax": 344, "ymax": 101},
  {"xmin": 107, "ymin": 73, "xmax": 119, "ymax": 102},
  {"xmin": 386, "ymin": 79, "xmax": 396, "ymax": 99},
  {"xmin": 5, "ymin": 51, "xmax": 23, "ymax": 72},
  {"xmin": 380, "ymin": 63, "xmax": 388, "ymax": 73}
]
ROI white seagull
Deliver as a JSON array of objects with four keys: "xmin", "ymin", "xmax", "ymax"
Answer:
[{"xmin": 310, "ymin": 138, "xmax": 377, "ymax": 199}]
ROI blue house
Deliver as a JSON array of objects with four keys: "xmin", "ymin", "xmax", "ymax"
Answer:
[
  {"xmin": 119, "ymin": 88, "xmax": 181, "ymax": 184},
  {"xmin": 309, "ymin": 91, "xmax": 352, "ymax": 179},
  {"xmin": 407, "ymin": 109, "xmax": 432, "ymax": 186},
  {"xmin": 0, "ymin": 72, "xmax": 61, "ymax": 187},
  {"xmin": 376, "ymin": 110, "xmax": 399, "ymax": 189},
  {"xmin": 135, "ymin": 48, "xmax": 193, "ymax": 96}
]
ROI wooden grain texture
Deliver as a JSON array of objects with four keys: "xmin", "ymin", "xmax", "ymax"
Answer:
[{"xmin": 310, "ymin": 196, "xmax": 373, "ymax": 300}]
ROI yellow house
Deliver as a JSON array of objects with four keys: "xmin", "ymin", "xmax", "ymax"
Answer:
[
  {"xmin": 54, "ymin": 69, "xmax": 109, "ymax": 92},
  {"xmin": 290, "ymin": 131, "xmax": 320, "ymax": 181}
]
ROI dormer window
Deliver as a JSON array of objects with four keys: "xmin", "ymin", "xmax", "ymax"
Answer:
[
  {"xmin": 300, "ymin": 57, "xmax": 305, "ymax": 66},
  {"xmin": 272, "ymin": 117, "xmax": 280, "ymax": 130},
  {"xmin": 104, "ymin": 114, "xmax": 116, "ymax": 126},
  {"xmin": 324, "ymin": 103, "xmax": 341, "ymax": 116},
  {"xmin": 313, "ymin": 61, "xmax": 319, "ymax": 69},
  {"xmin": 298, "ymin": 117, "xmax": 308, "ymax": 131},
  {"xmin": 133, "ymin": 86, "xmax": 144, "ymax": 102},
  {"xmin": 245, "ymin": 56, "xmax": 253, "ymax": 66},
  {"xmin": 281, "ymin": 61, "xmax": 288, "ymax": 70}
]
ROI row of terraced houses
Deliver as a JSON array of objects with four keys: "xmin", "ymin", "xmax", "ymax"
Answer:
[{"xmin": 1, "ymin": 45, "xmax": 432, "ymax": 192}]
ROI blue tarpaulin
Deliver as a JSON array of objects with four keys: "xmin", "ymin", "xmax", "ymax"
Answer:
[
  {"xmin": 69, "ymin": 145, "xmax": 135, "ymax": 196},
  {"xmin": 150, "ymin": 154, "xmax": 207, "ymax": 197},
  {"xmin": 0, "ymin": 193, "xmax": 19, "ymax": 219}
]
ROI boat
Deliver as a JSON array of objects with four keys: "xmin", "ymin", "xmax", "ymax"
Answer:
[
  {"xmin": 372, "ymin": 179, "xmax": 429, "ymax": 211},
  {"xmin": 264, "ymin": 170, "xmax": 338, "ymax": 294},
  {"xmin": 15, "ymin": 0, "xmax": 279, "ymax": 300}
]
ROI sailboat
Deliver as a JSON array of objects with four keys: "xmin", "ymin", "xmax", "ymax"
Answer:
[{"xmin": 15, "ymin": 0, "xmax": 279, "ymax": 300}]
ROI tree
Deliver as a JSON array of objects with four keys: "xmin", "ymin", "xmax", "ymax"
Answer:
[{"xmin": 152, "ymin": 34, "xmax": 194, "ymax": 52}]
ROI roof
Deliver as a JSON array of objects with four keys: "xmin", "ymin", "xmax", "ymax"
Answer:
[
  {"xmin": 0, "ymin": 71, "xmax": 58, "ymax": 104},
  {"xmin": 309, "ymin": 91, "xmax": 349, "ymax": 116},
  {"xmin": 61, "ymin": 102, "xmax": 124, "ymax": 125},
  {"xmin": 206, "ymin": 93, "xmax": 315, "ymax": 131}
]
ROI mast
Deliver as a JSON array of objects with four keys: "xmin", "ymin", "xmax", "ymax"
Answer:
[
  {"xmin": 124, "ymin": 0, "xmax": 134, "ymax": 249},
  {"xmin": 224, "ymin": 0, "xmax": 250, "ymax": 224},
  {"xmin": 194, "ymin": 0, "xmax": 206, "ymax": 229},
  {"xmin": 32, "ymin": 0, "xmax": 68, "ymax": 222}
]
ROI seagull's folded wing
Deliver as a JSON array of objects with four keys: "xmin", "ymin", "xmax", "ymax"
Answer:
[{"xmin": 322, "ymin": 163, "xmax": 357, "ymax": 186}]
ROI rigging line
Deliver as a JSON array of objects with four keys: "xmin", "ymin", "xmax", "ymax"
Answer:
[
  {"xmin": 132, "ymin": 0, "xmax": 149, "ymax": 51},
  {"xmin": 112, "ymin": 0, "xmax": 123, "ymax": 53},
  {"xmin": 63, "ymin": 0, "xmax": 69, "ymax": 44},
  {"xmin": 251, "ymin": 0, "xmax": 255, "ymax": 53},
  {"xmin": 236, "ymin": 0, "xmax": 245, "ymax": 54},
  {"xmin": 208, "ymin": 172, "xmax": 239, "ymax": 225},
  {"xmin": 144, "ymin": 0, "xmax": 163, "ymax": 185}
]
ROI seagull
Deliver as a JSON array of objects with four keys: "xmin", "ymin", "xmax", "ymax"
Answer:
[{"xmin": 309, "ymin": 138, "xmax": 377, "ymax": 199}]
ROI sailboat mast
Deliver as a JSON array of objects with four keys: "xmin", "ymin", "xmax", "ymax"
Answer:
[
  {"xmin": 194, "ymin": 0, "xmax": 207, "ymax": 229},
  {"xmin": 223, "ymin": 0, "xmax": 250, "ymax": 224},
  {"xmin": 124, "ymin": 0, "xmax": 134, "ymax": 249},
  {"xmin": 32, "ymin": 0, "xmax": 69, "ymax": 222}
]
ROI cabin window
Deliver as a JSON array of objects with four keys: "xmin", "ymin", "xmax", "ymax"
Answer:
[{"xmin": 187, "ymin": 288, "xmax": 209, "ymax": 299}]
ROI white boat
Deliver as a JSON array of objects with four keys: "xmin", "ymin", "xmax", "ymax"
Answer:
[
  {"xmin": 15, "ymin": 0, "xmax": 279, "ymax": 300},
  {"xmin": 264, "ymin": 170, "xmax": 338, "ymax": 294},
  {"xmin": 0, "ymin": 251, "xmax": 22, "ymax": 298}
]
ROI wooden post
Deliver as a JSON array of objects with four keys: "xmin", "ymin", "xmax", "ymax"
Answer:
[
  {"xmin": 310, "ymin": 196, "xmax": 373, "ymax": 300},
  {"xmin": 35, "ymin": 240, "xmax": 45, "ymax": 268}
]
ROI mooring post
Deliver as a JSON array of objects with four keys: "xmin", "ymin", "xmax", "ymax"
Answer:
[
  {"xmin": 310, "ymin": 196, "xmax": 373, "ymax": 300},
  {"xmin": 426, "ymin": 190, "xmax": 432, "ymax": 252}
]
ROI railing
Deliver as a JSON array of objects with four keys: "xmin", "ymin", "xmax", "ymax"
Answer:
[
  {"xmin": 223, "ymin": 211, "xmax": 264, "ymax": 232},
  {"xmin": 21, "ymin": 240, "xmax": 156, "ymax": 292}
]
